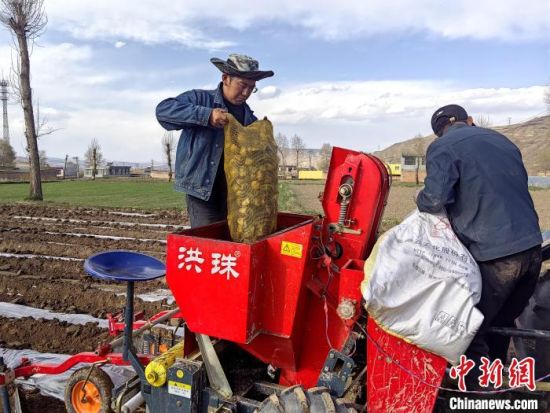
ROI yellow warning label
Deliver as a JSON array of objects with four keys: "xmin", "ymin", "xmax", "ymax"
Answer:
[
  {"xmin": 168, "ymin": 381, "xmax": 190, "ymax": 389},
  {"xmin": 281, "ymin": 241, "xmax": 303, "ymax": 258},
  {"xmin": 168, "ymin": 380, "xmax": 191, "ymax": 398}
]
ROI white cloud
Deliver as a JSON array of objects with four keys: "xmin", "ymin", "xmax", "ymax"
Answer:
[
  {"xmin": 0, "ymin": 37, "xmax": 545, "ymax": 164},
  {"xmin": 248, "ymin": 81, "xmax": 546, "ymax": 151},
  {"xmin": 114, "ymin": 41, "xmax": 126, "ymax": 48},
  {"xmin": 46, "ymin": 1, "xmax": 235, "ymax": 50},
  {"xmin": 44, "ymin": 0, "xmax": 548, "ymax": 46},
  {"xmin": 4, "ymin": 77, "xmax": 546, "ymax": 161},
  {"xmin": 257, "ymin": 86, "xmax": 281, "ymax": 100},
  {"xmin": 251, "ymin": 82, "xmax": 546, "ymax": 123}
]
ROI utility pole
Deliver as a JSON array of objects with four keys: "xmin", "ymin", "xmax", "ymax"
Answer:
[
  {"xmin": 63, "ymin": 154, "xmax": 68, "ymax": 179},
  {"xmin": 0, "ymin": 78, "xmax": 8, "ymax": 143}
]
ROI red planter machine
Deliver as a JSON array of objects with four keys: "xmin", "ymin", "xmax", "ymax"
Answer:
[
  {"xmin": 166, "ymin": 147, "xmax": 447, "ymax": 411},
  {"xmin": 0, "ymin": 147, "xmax": 449, "ymax": 413}
]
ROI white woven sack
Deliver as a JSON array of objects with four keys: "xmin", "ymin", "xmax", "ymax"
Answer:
[{"xmin": 361, "ymin": 210, "xmax": 484, "ymax": 364}]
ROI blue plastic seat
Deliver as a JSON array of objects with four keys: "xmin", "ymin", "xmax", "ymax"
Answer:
[{"xmin": 84, "ymin": 250, "xmax": 165, "ymax": 282}]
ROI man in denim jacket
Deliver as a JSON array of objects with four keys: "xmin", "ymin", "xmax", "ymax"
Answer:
[
  {"xmin": 156, "ymin": 54, "xmax": 274, "ymax": 227},
  {"xmin": 416, "ymin": 104, "xmax": 542, "ymax": 389}
]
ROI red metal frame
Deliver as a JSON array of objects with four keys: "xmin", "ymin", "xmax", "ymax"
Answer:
[
  {"xmin": 166, "ymin": 147, "xmax": 392, "ymax": 387},
  {"xmin": 167, "ymin": 213, "xmax": 316, "ymax": 345},
  {"xmin": 166, "ymin": 147, "xmax": 449, "ymax": 411},
  {"xmin": 0, "ymin": 352, "xmax": 154, "ymax": 385},
  {"xmin": 0, "ymin": 307, "xmax": 179, "ymax": 385},
  {"xmin": 107, "ymin": 310, "xmax": 178, "ymax": 336}
]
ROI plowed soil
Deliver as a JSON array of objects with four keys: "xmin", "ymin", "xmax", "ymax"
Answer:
[
  {"xmin": 291, "ymin": 182, "xmax": 550, "ymax": 231},
  {"xmin": 0, "ymin": 203, "xmax": 187, "ymax": 412}
]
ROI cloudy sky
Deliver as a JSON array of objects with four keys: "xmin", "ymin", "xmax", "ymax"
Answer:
[{"xmin": 0, "ymin": 0, "xmax": 548, "ymax": 164}]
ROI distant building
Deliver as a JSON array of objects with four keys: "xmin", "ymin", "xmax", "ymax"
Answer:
[
  {"xmin": 57, "ymin": 162, "xmax": 78, "ymax": 178},
  {"xmin": 84, "ymin": 163, "xmax": 131, "ymax": 178},
  {"xmin": 298, "ymin": 170, "xmax": 325, "ymax": 180},
  {"xmin": 84, "ymin": 166, "xmax": 109, "ymax": 178},
  {"xmin": 278, "ymin": 164, "xmax": 298, "ymax": 179},
  {"xmin": 386, "ymin": 163, "xmax": 402, "ymax": 177},
  {"xmin": 108, "ymin": 164, "xmax": 131, "ymax": 176},
  {"xmin": 400, "ymin": 154, "xmax": 426, "ymax": 183}
]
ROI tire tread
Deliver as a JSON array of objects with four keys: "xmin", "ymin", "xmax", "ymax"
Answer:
[{"xmin": 256, "ymin": 386, "xmax": 356, "ymax": 413}]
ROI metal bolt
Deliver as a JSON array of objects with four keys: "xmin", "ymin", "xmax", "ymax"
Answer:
[
  {"xmin": 324, "ymin": 366, "xmax": 329, "ymax": 372},
  {"xmin": 329, "ymin": 353, "xmax": 335, "ymax": 359},
  {"xmin": 346, "ymin": 363, "xmax": 352, "ymax": 368}
]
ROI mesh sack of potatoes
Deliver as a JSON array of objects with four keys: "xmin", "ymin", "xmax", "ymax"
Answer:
[{"xmin": 224, "ymin": 114, "xmax": 278, "ymax": 243}]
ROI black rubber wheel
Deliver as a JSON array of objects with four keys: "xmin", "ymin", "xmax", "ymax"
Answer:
[
  {"xmin": 256, "ymin": 385, "xmax": 357, "ymax": 413},
  {"xmin": 64, "ymin": 366, "xmax": 113, "ymax": 413}
]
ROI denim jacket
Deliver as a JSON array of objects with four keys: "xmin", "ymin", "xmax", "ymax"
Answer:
[
  {"xmin": 155, "ymin": 83, "xmax": 257, "ymax": 200},
  {"xmin": 416, "ymin": 123, "xmax": 542, "ymax": 261}
]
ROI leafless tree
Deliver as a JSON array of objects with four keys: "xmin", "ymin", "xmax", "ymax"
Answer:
[
  {"xmin": 38, "ymin": 148, "xmax": 47, "ymax": 168},
  {"xmin": 319, "ymin": 143, "xmax": 332, "ymax": 172},
  {"xmin": 0, "ymin": 139, "xmax": 16, "ymax": 168},
  {"xmin": 275, "ymin": 133, "xmax": 288, "ymax": 176},
  {"xmin": 161, "ymin": 131, "xmax": 174, "ymax": 182},
  {"xmin": 475, "ymin": 114, "xmax": 492, "ymax": 128},
  {"xmin": 0, "ymin": 0, "xmax": 47, "ymax": 200},
  {"xmin": 291, "ymin": 134, "xmax": 305, "ymax": 171},
  {"xmin": 84, "ymin": 138, "xmax": 103, "ymax": 180},
  {"xmin": 35, "ymin": 98, "xmax": 60, "ymax": 138},
  {"xmin": 22, "ymin": 99, "xmax": 60, "ymax": 168}
]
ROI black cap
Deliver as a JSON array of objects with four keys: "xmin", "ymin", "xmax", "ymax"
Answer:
[{"xmin": 431, "ymin": 104, "xmax": 469, "ymax": 137}]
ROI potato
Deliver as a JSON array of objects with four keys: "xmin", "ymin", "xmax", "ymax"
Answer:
[{"xmin": 224, "ymin": 114, "xmax": 278, "ymax": 243}]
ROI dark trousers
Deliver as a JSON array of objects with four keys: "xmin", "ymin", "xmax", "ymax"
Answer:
[
  {"xmin": 515, "ymin": 271, "xmax": 550, "ymax": 378},
  {"xmin": 185, "ymin": 194, "xmax": 227, "ymax": 228},
  {"xmin": 465, "ymin": 245, "xmax": 542, "ymax": 387}
]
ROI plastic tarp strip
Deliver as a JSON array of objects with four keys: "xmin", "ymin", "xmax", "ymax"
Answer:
[{"xmin": 0, "ymin": 302, "xmax": 108, "ymax": 328}]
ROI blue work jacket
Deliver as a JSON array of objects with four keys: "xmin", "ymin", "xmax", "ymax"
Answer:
[
  {"xmin": 155, "ymin": 84, "xmax": 257, "ymax": 200},
  {"xmin": 416, "ymin": 123, "xmax": 542, "ymax": 262}
]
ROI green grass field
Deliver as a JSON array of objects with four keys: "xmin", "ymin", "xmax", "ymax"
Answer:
[
  {"xmin": 0, "ymin": 179, "xmax": 184, "ymax": 209},
  {"xmin": 0, "ymin": 179, "xmax": 303, "ymax": 211}
]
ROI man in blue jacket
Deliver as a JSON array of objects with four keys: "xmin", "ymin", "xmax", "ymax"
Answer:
[
  {"xmin": 416, "ymin": 104, "xmax": 542, "ymax": 389},
  {"xmin": 156, "ymin": 54, "xmax": 274, "ymax": 227}
]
